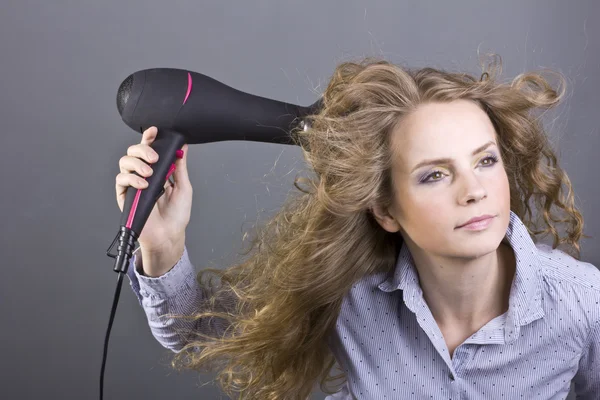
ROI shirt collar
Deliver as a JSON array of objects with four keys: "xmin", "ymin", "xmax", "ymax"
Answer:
[{"xmin": 377, "ymin": 210, "xmax": 545, "ymax": 328}]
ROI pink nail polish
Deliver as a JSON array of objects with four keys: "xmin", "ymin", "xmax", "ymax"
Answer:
[{"xmin": 176, "ymin": 149, "xmax": 184, "ymax": 159}]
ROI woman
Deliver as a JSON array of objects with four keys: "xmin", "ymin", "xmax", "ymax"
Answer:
[{"xmin": 116, "ymin": 55, "xmax": 600, "ymax": 399}]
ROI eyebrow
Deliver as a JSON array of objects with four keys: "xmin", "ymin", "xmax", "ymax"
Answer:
[{"xmin": 411, "ymin": 140, "xmax": 497, "ymax": 173}]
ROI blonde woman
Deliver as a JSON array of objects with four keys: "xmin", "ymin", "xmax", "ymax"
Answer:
[{"xmin": 116, "ymin": 55, "xmax": 600, "ymax": 399}]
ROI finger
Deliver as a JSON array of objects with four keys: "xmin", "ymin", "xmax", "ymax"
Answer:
[
  {"xmin": 172, "ymin": 144, "xmax": 191, "ymax": 191},
  {"xmin": 125, "ymin": 144, "xmax": 159, "ymax": 166},
  {"xmin": 115, "ymin": 173, "xmax": 148, "ymax": 211},
  {"xmin": 115, "ymin": 172, "xmax": 149, "ymax": 195},
  {"xmin": 115, "ymin": 172, "xmax": 169, "ymax": 205},
  {"xmin": 119, "ymin": 155, "xmax": 155, "ymax": 176},
  {"xmin": 140, "ymin": 126, "xmax": 158, "ymax": 146}
]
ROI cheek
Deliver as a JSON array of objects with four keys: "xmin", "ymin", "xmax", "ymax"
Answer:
[
  {"xmin": 492, "ymin": 166, "xmax": 511, "ymax": 200},
  {"xmin": 399, "ymin": 193, "xmax": 452, "ymax": 235},
  {"xmin": 402, "ymin": 183, "xmax": 451, "ymax": 214}
]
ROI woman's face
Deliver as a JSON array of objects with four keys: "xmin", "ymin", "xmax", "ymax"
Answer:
[{"xmin": 373, "ymin": 99, "xmax": 511, "ymax": 260}]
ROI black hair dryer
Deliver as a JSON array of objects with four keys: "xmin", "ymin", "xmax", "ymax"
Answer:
[{"xmin": 107, "ymin": 68, "xmax": 322, "ymax": 275}]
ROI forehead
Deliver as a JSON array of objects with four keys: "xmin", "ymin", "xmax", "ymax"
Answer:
[{"xmin": 390, "ymin": 100, "xmax": 497, "ymax": 172}]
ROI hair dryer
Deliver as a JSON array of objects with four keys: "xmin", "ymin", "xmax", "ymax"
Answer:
[
  {"xmin": 107, "ymin": 68, "xmax": 322, "ymax": 275},
  {"xmin": 101, "ymin": 68, "xmax": 321, "ymax": 400}
]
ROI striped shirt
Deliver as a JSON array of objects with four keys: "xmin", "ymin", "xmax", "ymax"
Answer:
[{"xmin": 126, "ymin": 210, "xmax": 600, "ymax": 399}]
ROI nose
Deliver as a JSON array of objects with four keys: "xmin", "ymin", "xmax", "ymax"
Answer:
[{"xmin": 458, "ymin": 172, "xmax": 487, "ymax": 204}]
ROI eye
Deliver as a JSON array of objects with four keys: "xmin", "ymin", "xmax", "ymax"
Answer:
[{"xmin": 420, "ymin": 155, "xmax": 499, "ymax": 184}]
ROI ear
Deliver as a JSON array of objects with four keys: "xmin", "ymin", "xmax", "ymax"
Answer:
[{"xmin": 370, "ymin": 204, "xmax": 402, "ymax": 233}]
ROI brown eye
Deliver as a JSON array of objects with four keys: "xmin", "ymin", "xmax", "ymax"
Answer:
[
  {"xmin": 422, "ymin": 170, "xmax": 446, "ymax": 183},
  {"xmin": 481, "ymin": 155, "xmax": 499, "ymax": 166}
]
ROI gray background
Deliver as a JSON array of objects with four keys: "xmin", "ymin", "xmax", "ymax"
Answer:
[{"xmin": 1, "ymin": 0, "xmax": 598, "ymax": 399}]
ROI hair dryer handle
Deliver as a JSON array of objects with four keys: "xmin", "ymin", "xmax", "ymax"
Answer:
[{"xmin": 119, "ymin": 129, "xmax": 186, "ymax": 236}]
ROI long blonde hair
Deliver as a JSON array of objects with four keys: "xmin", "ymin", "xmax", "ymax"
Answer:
[{"xmin": 166, "ymin": 54, "xmax": 588, "ymax": 399}]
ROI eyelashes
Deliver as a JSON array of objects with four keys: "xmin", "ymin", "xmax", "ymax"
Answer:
[{"xmin": 419, "ymin": 154, "xmax": 500, "ymax": 184}]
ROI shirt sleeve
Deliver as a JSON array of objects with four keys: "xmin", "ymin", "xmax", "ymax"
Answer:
[
  {"xmin": 125, "ymin": 246, "xmax": 236, "ymax": 353},
  {"xmin": 573, "ymin": 319, "xmax": 600, "ymax": 398}
]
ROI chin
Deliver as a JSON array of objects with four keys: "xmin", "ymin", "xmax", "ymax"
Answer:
[{"xmin": 453, "ymin": 229, "xmax": 504, "ymax": 257}]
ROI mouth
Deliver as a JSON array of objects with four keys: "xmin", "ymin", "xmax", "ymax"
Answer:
[{"xmin": 456, "ymin": 214, "xmax": 496, "ymax": 229}]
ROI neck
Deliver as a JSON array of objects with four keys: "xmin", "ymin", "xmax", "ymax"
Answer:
[{"xmin": 410, "ymin": 239, "xmax": 516, "ymax": 331}]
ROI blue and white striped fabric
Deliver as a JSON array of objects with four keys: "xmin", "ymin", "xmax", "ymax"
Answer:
[{"xmin": 127, "ymin": 210, "xmax": 600, "ymax": 399}]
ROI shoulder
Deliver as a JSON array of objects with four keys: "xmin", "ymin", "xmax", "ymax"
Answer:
[
  {"xmin": 535, "ymin": 242, "xmax": 600, "ymax": 332},
  {"xmin": 535, "ymin": 242, "xmax": 600, "ymax": 291}
]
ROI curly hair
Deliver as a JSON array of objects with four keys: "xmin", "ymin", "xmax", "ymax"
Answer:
[{"xmin": 163, "ymin": 54, "xmax": 589, "ymax": 399}]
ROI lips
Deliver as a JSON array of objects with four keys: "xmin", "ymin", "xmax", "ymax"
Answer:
[{"xmin": 456, "ymin": 214, "xmax": 495, "ymax": 228}]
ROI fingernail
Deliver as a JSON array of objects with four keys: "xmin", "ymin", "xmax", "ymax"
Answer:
[{"xmin": 176, "ymin": 149, "xmax": 184, "ymax": 159}]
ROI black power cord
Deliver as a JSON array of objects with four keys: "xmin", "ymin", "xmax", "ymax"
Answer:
[
  {"xmin": 100, "ymin": 270, "xmax": 125, "ymax": 400},
  {"xmin": 102, "ymin": 227, "xmax": 140, "ymax": 400}
]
